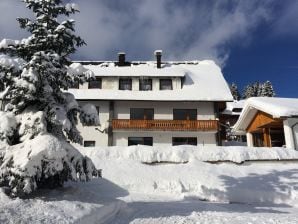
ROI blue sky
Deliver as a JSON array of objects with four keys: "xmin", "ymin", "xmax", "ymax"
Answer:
[{"xmin": 0, "ymin": 0, "xmax": 297, "ymax": 97}]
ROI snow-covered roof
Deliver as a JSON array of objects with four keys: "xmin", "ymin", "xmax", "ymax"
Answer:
[
  {"xmin": 68, "ymin": 60, "xmax": 233, "ymax": 102},
  {"xmin": 234, "ymin": 97, "xmax": 298, "ymax": 132},
  {"xmin": 222, "ymin": 100, "xmax": 245, "ymax": 115},
  {"xmin": 84, "ymin": 62, "xmax": 185, "ymax": 77}
]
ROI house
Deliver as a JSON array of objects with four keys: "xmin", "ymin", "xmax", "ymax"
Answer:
[
  {"xmin": 68, "ymin": 51, "xmax": 233, "ymax": 147},
  {"xmin": 233, "ymin": 97, "xmax": 298, "ymax": 149}
]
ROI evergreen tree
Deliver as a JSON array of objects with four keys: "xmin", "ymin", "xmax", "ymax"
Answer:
[
  {"xmin": 0, "ymin": 0, "xmax": 99, "ymax": 197},
  {"xmin": 252, "ymin": 81, "xmax": 262, "ymax": 97},
  {"xmin": 260, "ymin": 81, "xmax": 275, "ymax": 97},
  {"xmin": 229, "ymin": 83, "xmax": 241, "ymax": 100},
  {"xmin": 242, "ymin": 84, "xmax": 255, "ymax": 99}
]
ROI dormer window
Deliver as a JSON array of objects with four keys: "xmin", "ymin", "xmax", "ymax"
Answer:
[
  {"xmin": 160, "ymin": 79, "xmax": 172, "ymax": 90},
  {"xmin": 139, "ymin": 78, "xmax": 152, "ymax": 91},
  {"xmin": 88, "ymin": 77, "xmax": 102, "ymax": 89},
  {"xmin": 119, "ymin": 78, "xmax": 132, "ymax": 90}
]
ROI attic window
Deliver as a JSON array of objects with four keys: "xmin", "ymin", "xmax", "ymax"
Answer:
[
  {"xmin": 139, "ymin": 78, "xmax": 152, "ymax": 91},
  {"xmin": 119, "ymin": 78, "xmax": 132, "ymax": 90},
  {"xmin": 160, "ymin": 79, "xmax": 172, "ymax": 90},
  {"xmin": 88, "ymin": 77, "xmax": 102, "ymax": 89}
]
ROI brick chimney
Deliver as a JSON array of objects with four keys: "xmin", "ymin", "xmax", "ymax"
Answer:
[
  {"xmin": 118, "ymin": 52, "xmax": 126, "ymax": 66},
  {"xmin": 154, "ymin": 50, "xmax": 162, "ymax": 69}
]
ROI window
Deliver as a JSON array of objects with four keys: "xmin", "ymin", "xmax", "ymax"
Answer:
[
  {"xmin": 88, "ymin": 77, "xmax": 102, "ymax": 89},
  {"xmin": 84, "ymin": 141, "xmax": 96, "ymax": 147},
  {"xmin": 128, "ymin": 137, "xmax": 153, "ymax": 146},
  {"xmin": 139, "ymin": 78, "xmax": 152, "ymax": 91},
  {"xmin": 130, "ymin": 108, "xmax": 154, "ymax": 120},
  {"xmin": 160, "ymin": 79, "xmax": 172, "ymax": 90},
  {"xmin": 119, "ymin": 78, "xmax": 132, "ymax": 90},
  {"xmin": 172, "ymin": 137, "xmax": 197, "ymax": 146},
  {"xmin": 70, "ymin": 80, "xmax": 79, "ymax": 89},
  {"xmin": 173, "ymin": 109, "xmax": 197, "ymax": 120}
]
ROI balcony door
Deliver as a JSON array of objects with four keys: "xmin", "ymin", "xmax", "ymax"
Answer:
[
  {"xmin": 173, "ymin": 109, "xmax": 197, "ymax": 120},
  {"xmin": 130, "ymin": 108, "xmax": 154, "ymax": 120}
]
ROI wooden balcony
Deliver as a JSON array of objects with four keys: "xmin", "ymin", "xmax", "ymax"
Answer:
[{"xmin": 112, "ymin": 119, "xmax": 219, "ymax": 132}]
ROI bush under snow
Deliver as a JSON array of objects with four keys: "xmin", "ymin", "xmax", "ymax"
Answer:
[{"xmin": 0, "ymin": 134, "xmax": 98, "ymax": 196}]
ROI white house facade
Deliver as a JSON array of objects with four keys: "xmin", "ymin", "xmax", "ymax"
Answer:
[{"xmin": 69, "ymin": 52, "xmax": 233, "ymax": 147}]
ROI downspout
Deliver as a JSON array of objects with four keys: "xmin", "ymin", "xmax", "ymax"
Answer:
[
  {"xmin": 214, "ymin": 102, "xmax": 221, "ymax": 146},
  {"xmin": 108, "ymin": 101, "xmax": 114, "ymax": 146}
]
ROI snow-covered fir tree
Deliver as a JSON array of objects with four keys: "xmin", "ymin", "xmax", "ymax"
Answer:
[
  {"xmin": 242, "ymin": 81, "xmax": 275, "ymax": 99},
  {"xmin": 260, "ymin": 80, "xmax": 275, "ymax": 97},
  {"xmin": 242, "ymin": 84, "xmax": 255, "ymax": 99},
  {"xmin": 252, "ymin": 81, "xmax": 262, "ymax": 97},
  {"xmin": 229, "ymin": 83, "xmax": 241, "ymax": 100},
  {"xmin": 0, "ymin": 0, "xmax": 99, "ymax": 197}
]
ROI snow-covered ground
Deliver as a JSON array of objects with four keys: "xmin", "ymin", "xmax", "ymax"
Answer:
[{"xmin": 1, "ymin": 145, "xmax": 298, "ymax": 223}]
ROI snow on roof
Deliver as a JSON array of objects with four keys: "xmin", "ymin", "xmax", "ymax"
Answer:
[
  {"xmin": 234, "ymin": 97, "xmax": 298, "ymax": 132},
  {"xmin": 83, "ymin": 62, "xmax": 186, "ymax": 77},
  {"xmin": 68, "ymin": 60, "xmax": 233, "ymax": 102},
  {"xmin": 222, "ymin": 100, "xmax": 245, "ymax": 115}
]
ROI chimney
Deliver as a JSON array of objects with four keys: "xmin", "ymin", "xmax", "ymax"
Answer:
[
  {"xmin": 118, "ymin": 52, "xmax": 126, "ymax": 66},
  {"xmin": 154, "ymin": 50, "xmax": 162, "ymax": 69}
]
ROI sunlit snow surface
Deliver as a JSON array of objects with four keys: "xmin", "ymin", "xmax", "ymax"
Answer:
[{"xmin": 1, "ymin": 145, "xmax": 298, "ymax": 223}]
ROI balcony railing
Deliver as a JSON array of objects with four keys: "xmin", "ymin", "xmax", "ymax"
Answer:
[{"xmin": 112, "ymin": 119, "xmax": 218, "ymax": 131}]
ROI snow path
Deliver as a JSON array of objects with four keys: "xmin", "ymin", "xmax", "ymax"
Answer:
[
  {"xmin": 110, "ymin": 197, "xmax": 298, "ymax": 224},
  {"xmin": 0, "ymin": 179, "xmax": 127, "ymax": 224}
]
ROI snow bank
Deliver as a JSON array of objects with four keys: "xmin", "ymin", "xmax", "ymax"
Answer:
[
  {"xmin": 79, "ymin": 145, "xmax": 298, "ymax": 206},
  {"xmin": 80, "ymin": 145, "xmax": 298, "ymax": 164}
]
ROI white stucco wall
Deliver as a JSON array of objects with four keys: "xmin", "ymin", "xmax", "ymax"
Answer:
[
  {"xmin": 246, "ymin": 132, "xmax": 253, "ymax": 147},
  {"xmin": 76, "ymin": 100, "xmax": 110, "ymax": 147},
  {"xmin": 113, "ymin": 131, "xmax": 217, "ymax": 146},
  {"xmin": 114, "ymin": 101, "xmax": 215, "ymax": 120},
  {"xmin": 283, "ymin": 118, "xmax": 298, "ymax": 150},
  {"xmin": 75, "ymin": 100, "xmax": 217, "ymax": 147}
]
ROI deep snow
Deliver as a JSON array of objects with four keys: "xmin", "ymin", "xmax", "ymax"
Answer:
[{"xmin": 0, "ymin": 145, "xmax": 298, "ymax": 223}]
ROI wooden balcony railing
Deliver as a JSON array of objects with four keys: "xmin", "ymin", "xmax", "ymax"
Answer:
[{"xmin": 112, "ymin": 119, "xmax": 218, "ymax": 131}]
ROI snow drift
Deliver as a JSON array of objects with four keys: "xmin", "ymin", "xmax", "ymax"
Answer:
[
  {"xmin": 81, "ymin": 145, "xmax": 298, "ymax": 164},
  {"xmin": 79, "ymin": 146, "xmax": 298, "ymax": 206}
]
